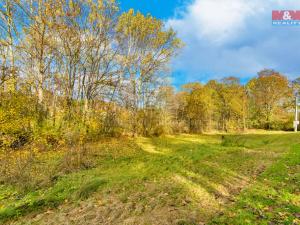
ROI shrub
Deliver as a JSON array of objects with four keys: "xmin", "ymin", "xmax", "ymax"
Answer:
[
  {"xmin": 152, "ymin": 125, "xmax": 168, "ymax": 137},
  {"xmin": 0, "ymin": 92, "xmax": 39, "ymax": 150}
]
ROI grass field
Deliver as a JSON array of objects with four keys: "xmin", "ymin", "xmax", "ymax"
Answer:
[{"xmin": 0, "ymin": 133, "xmax": 299, "ymax": 224}]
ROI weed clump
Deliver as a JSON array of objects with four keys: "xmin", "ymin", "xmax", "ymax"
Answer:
[
  {"xmin": 75, "ymin": 178, "xmax": 107, "ymax": 200},
  {"xmin": 221, "ymin": 136, "xmax": 246, "ymax": 147}
]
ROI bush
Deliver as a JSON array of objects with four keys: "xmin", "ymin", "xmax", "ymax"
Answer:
[
  {"xmin": 0, "ymin": 92, "xmax": 39, "ymax": 150},
  {"xmin": 171, "ymin": 121, "xmax": 189, "ymax": 134},
  {"xmin": 152, "ymin": 125, "xmax": 169, "ymax": 137}
]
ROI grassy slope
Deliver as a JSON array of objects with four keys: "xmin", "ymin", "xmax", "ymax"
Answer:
[
  {"xmin": 212, "ymin": 135, "xmax": 300, "ymax": 225},
  {"xmin": 0, "ymin": 133, "xmax": 299, "ymax": 224}
]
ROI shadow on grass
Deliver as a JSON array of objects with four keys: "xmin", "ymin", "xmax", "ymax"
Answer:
[{"xmin": 0, "ymin": 133, "xmax": 298, "ymax": 224}]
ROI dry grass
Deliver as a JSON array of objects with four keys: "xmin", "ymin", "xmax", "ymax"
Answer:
[{"xmin": 1, "ymin": 133, "xmax": 299, "ymax": 225}]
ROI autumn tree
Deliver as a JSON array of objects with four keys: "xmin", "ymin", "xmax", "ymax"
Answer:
[
  {"xmin": 179, "ymin": 83, "xmax": 214, "ymax": 133},
  {"xmin": 116, "ymin": 9, "xmax": 182, "ymax": 136},
  {"xmin": 205, "ymin": 77, "xmax": 247, "ymax": 132},
  {"xmin": 17, "ymin": 0, "xmax": 65, "ymax": 109},
  {"xmin": 80, "ymin": 0, "xmax": 120, "ymax": 127},
  {"xmin": 1, "ymin": 0, "xmax": 296, "ymax": 152},
  {"xmin": 0, "ymin": 0, "xmax": 19, "ymax": 91},
  {"xmin": 247, "ymin": 69, "xmax": 292, "ymax": 129}
]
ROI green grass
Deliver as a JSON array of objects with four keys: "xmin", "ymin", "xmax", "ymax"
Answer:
[
  {"xmin": 211, "ymin": 142, "xmax": 300, "ymax": 225},
  {"xmin": 0, "ymin": 133, "xmax": 299, "ymax": 224},
  {"xmin": 75, "ymin": 178, "xmax": 107, "ymax": 200}
]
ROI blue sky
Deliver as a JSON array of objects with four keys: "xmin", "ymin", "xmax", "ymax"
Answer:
[
  {"xmin": 120, "ymin": 0, "xmax": 300, "ymax": 87},
  {"xmin": 120, "ymin": 0, "xmax": 188, "ymax": 19}
]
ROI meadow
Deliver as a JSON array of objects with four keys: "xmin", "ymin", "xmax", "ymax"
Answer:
[{"xmin": 0, "ymin": 132, "xmax": 299, "ymax": 225}]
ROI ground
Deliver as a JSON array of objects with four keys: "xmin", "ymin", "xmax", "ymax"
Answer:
[{"xmin": 0, "ymin": 132, "xmax": 299, "ymax": 224}]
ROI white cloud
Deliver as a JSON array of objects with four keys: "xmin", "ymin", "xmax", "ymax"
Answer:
[
  {"xmin": 167, "ymin": 0, "xmax": 263, "ymax": 44},
  {"xmin": 167, "ymin": 0, "xmax": 300, "ymax": 84}
]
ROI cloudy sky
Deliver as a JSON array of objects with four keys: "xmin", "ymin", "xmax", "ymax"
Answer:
[{"xmin": 121, "ymin": 0, "xmax": 300, "ymax": 87}]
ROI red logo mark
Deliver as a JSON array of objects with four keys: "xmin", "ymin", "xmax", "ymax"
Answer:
[{"xmin": 272, "ymin": 10, "xmax": 300, "ymax": 20}]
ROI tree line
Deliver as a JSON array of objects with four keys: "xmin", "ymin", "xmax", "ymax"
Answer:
[
  {"xmin": 0, "ymin": 0, "xmax": 298, "ymax": 150},
  {"xmin": 173, "ymin": 71, "xmax": 295, "ymax": 133}
]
